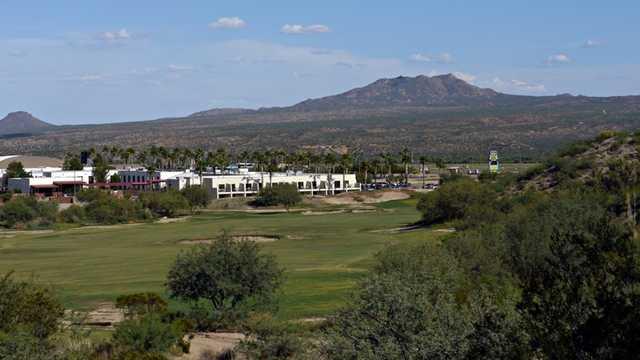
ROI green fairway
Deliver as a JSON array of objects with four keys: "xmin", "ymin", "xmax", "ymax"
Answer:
[{"xmin": 0, "ymin": 197, "xmax": 442, "ymax": 320}]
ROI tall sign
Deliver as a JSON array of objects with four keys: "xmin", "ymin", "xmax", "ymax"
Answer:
[{"xmin": 489, "ymin": 150, "xmax": 500, "ymax": 173}]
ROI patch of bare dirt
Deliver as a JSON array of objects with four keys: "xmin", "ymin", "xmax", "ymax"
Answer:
[
  {"xmin": 84, "ymin": 302, "xmax": 124, "ymax": 328},
  {"xmin": 157, "ymin": 216, "xmax": 191, "ymax": 224},
  {"xmin": 180, "ymin": 235, "xmax": 279, "ymax": 245},
  {"xmin": 302, "ymin": 210, "xmax": 346, "ymax": 216},
  {"xmin": 173, "ymin": 332, "xmax": 245, "ymax": 360},
  {"xmin": 321, "ymin": 190, "xmax": 410, "ymax": 205}
]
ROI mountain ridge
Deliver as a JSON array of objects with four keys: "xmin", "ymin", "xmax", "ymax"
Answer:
[{"xmin": 0, "ymin": 111, "xmax": 55, "ymax": 136}]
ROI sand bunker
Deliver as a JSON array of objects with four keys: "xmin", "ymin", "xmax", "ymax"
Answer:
[
  {"xmin": 302, "ymin": 210, "xmax": 346, "ymax": 216},
  {"xmin": 84, "ymin": 302, "xmax": 124, "ymax": 327},
  {"xmin": 321, "ymin": 190, "xmax": 410, "ymax": 205},
  {"xmin": 157, "ymin": 216, "xmax": 190, "ymax": 224},
  {"xmin": 180, "ymin": 235, "xmax": 279, "ymax": 245}
]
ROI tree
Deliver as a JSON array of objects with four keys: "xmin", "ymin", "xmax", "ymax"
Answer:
[
  {"xmin": 399, "ymin": 148, "xmax": 411, "ymax": 185},
  {"xmin": 0, "ymin": 272, "xmax": 64, "ymax": 339},
  {"xmin": 139, "ymin": 190, "xmax": 189, "ymax": 218},
  {"xmin": 502, "ymin": 191, "xmax": 640, "ymax": 358},
  {"xmin": 62, "ymin": 154, "xmax": 83, "ymax": 171},
  {"xmin": 166, "ymin": 233, "xmax": 283, "ymax": 318},
  {"xmin": 419, "ymin": 155, "xmax": 428, "ymax": 188},
  {"xmin": 181, "ymin": 185, "xmax": 210, "ymax": 212},
  {"xmin": 5, "ymin": 161, "xmax": 28, "ymax": 179},
  {"xmin": 91, "ymin": 153, "xmax": 111, "ymax": 183},
  {"xmin": 253, "ymin": 184, "xmax": 302, "ymax": 210},
  {"xmin": 321, "ymin": 243, "xmax": 528, "ymax": 359}
]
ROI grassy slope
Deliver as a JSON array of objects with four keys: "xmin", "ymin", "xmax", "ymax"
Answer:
[{"xmin": 0, "ymin": 198, "xmax": 442, "ymax": 320}]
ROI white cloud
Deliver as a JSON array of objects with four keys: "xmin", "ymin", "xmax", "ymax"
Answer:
[
  {"xmin": 100, "ymin": 29, "xmax": 131, "ymax": 42},
  {"xmin": 581, "ymin": 39, "xmax": 602, "ymax": 48},
  {"xmin": 8, "ymin": 49, "xmax": 27, "ymax": 57},
  {"xmin": 453, "ymin": 72, "xmax": 476, "ymax": 83},
  {"xmin": 492, "ymin": 77, "xmax": 546, "ymax": 93},
  {"xmin": 281, "ymin": 24, "xmax": 331, "ymax": 34},
  {"xmin": 167, "ymin": 64, "xmax": 194, "ymax": 72},
  {"xmin": 546, "ymin": 53, "xmax": 571, "ymax": 65},
  {"xmin": 209, "ymin": 17, "xmax": 246, "ymax": 29},
  {"xmin": 410, "ymin": 52, "xmax": 454, "ymax": 64}
]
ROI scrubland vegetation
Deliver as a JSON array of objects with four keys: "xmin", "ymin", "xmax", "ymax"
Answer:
[{"xmin": 3, "ymin": 131, "xmax": 640, "ymax": 358}]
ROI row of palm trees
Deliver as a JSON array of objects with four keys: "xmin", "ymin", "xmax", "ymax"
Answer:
[{"xmin": 81, "ymin": 145, "xmax": 443, "ymax": 185}]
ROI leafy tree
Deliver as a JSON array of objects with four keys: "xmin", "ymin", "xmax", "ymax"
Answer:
[
  {"xmin": 253, "ymin": 184, "xmax": 302, "ymax": 210},
  {"xmin": 0, "ymin": 272, "xmax": 64, "ymax": 339},
  {"xmin": 180, "ymin": 186, "xmax": 210, "ymax": 212},
  {"xmin": 139, "ymin": 190, "xmax": 189, "ymax": 218},
  {"xmin": 416, "ymin": 177, "xmax": 497, "ymax": 226},
  {"xmin": 91, "ymin": 154, "xmax": 111, "ymax": 183},
  {"xmin": 62, "ymin": 154, "xmax": 84, "ymax": 171},
  {"xmin": 323, "ymin": 244, "xmax": 474, "ymax": 359},
  {"xmin": 5, "ymin": 161, "xmax": 28, "ymax": 179},
  {"xmin": 110, "ymin": 173, "xmax": 122, "ymax": 183},
  {"xmin": 503, "ymin": 191, "xmax": 640, "ymax": 358},
  {"xmin": 166, "ymin": 233, "xmax": 283, "ymax": 321}
]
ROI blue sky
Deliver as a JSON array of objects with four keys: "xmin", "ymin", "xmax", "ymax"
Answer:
[{"xmin": 1, "ymin": 0, "xmax": 639, "ymax": 124}]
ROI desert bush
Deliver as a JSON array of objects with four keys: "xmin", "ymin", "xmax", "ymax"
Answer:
[
  {"xmin": 112, "ymin": 314, "xmax": 185, "ymax": 355},
  {"xmin": 181, "ymin": 186, "xmax": 211, "ymax": 212},
  {"xmin": 139, "ymin": 190, "xmax": 189, "ymax": 218},
  {"xmin": 59, "ymin": 205, "xmax": 87, "ymax": 224},
  {"xmin": 253, "ymin": 184, "xmax": 301, "ymax": 209},
  {"xmin": 116, "ymin": 292, "xmax": 169, "ymax": 318},
  {"xmin": 238, "ymin": 314, "xmax": 306, "ymax": 360},
  {"xmin": 167, "ymin": 232, "xmax": 284, "ymax": 330},
  {"xmin": 417, "ymin": 177, "xmax": 497, "ymax": 226}
]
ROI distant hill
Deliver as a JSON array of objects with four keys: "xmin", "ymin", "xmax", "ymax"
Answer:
[
  {"xmin": 0, "ymin": 111, "xmax": 55, "ymax": 135},
  {"xmin": 1, "ymin": 75, "xmax": 640, "ymax": 161},
  {"xmin": 290, "ymin": 74, "xmax": 503, "ymax": 110},
  {"xmin": 189, "ymin": 108, "xmax": 255, "ymax": 118}
]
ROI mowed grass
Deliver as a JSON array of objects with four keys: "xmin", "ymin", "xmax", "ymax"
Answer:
[{"xmin": 0, "ymin": 197, "xmax": 443, "ymax": 320}]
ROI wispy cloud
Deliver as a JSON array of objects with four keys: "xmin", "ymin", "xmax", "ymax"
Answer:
[
  {"xmin": 410, "ymin": 52, "xmax": 454, "ymax": 64},
  {"xmin": 492, "ymin": 77, "xmax": 546, "ymax": 93},
  {"xmin": 209, "ymin": 17, "xmax": 246, "ymax": 29},
  {"xmin": 281, "ymin": 24, "xmax": 330, "ymax": 34},
  {"xmin": 167, "ymin": 64, "xmax": 194, "ymax": 72},
  {"xmin": 453, "ymin": 72, "xmax": 476, "ymax": 83},
  {"xmin": 99, "ymin": 29, "xmax": 131, "ymax": 42},
  {"xmin": 546, "ymin": 53, "xmax": 571, "ymax": 65},
  {"xmin": 581, "ymin": 39, "xmax": 602, "ymax": 48}
]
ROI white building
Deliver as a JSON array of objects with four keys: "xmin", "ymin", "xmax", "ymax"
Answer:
[
  {"xmin": 6, "ymin": 164, "xmax": 360, "ymax": 199},
  {"xmin": 201, "ymin": 171, "xmax": 359, "ymax": 199}
]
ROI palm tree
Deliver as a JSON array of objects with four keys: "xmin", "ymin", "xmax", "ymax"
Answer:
[
  {"xmin": 379, "ymin": 152, "xmax": 395, "ymax": 183},
  {"xmin": 324, "ymin": 153, "xmax": 337, "ymax": 195},
  {"xmin": 400, "ymin": 148, "xmax": 411, "ymax": 185},
  {"xmin": 359, "ymin": 160, "xmax": 370, "ymax": 186},
  {"xmin": 419, "ymin": 155, "xmax": 428, "ymax": 188},
  {"xmin": 340, "ymin": 153, "xmax": 353, "ymax": 192}
]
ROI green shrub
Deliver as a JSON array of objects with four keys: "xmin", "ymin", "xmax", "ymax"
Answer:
[
  {"xmin": 253, "ymin": 184, "xmax": 301, "ymax": 209},
  {"xmin": 116, "ymin": 293, "xmax": 168, "ymax": 318},
  {"xmin": 112, "ymin": 315, "xmax": 184, "ymax": 355},
  {"xmin": 59, "ymin": 205, "xmax": 86, "ymax": 224},
  {"xmin": 416, "ymin": 177, "xmax": 497, "ymax": 226},
  {"xmin": 181, "ymin": 186, "xmax": 211, "ymax": 212},
  {"xmin": 0, "ymin": 272, "xmax": 64, "ymax": 339},
  {"xmin": 238, "ymin": 314, "xmax": 306, "ymax": 360},
  {"xmin": 167, "ymin": 232, "xmax": 284, "ymax": 330},
  {"xmin": 139, "ymin": 191, "xmax": 189, "ymax": 218}
]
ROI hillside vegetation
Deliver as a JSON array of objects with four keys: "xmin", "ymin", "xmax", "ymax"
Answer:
[{"xmin": 2, "ymin": 75, "xmax": 640, "ymax": 161}]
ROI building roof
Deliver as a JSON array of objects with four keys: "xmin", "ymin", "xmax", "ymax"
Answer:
[{"xmin": 0, "ymin": 155, "xmax": 63, "ymax": 169}]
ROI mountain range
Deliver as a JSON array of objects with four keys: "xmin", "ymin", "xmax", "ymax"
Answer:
[{"xmin": 1, "ymin": 74, "xmax": 640, "ymax": 161}]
